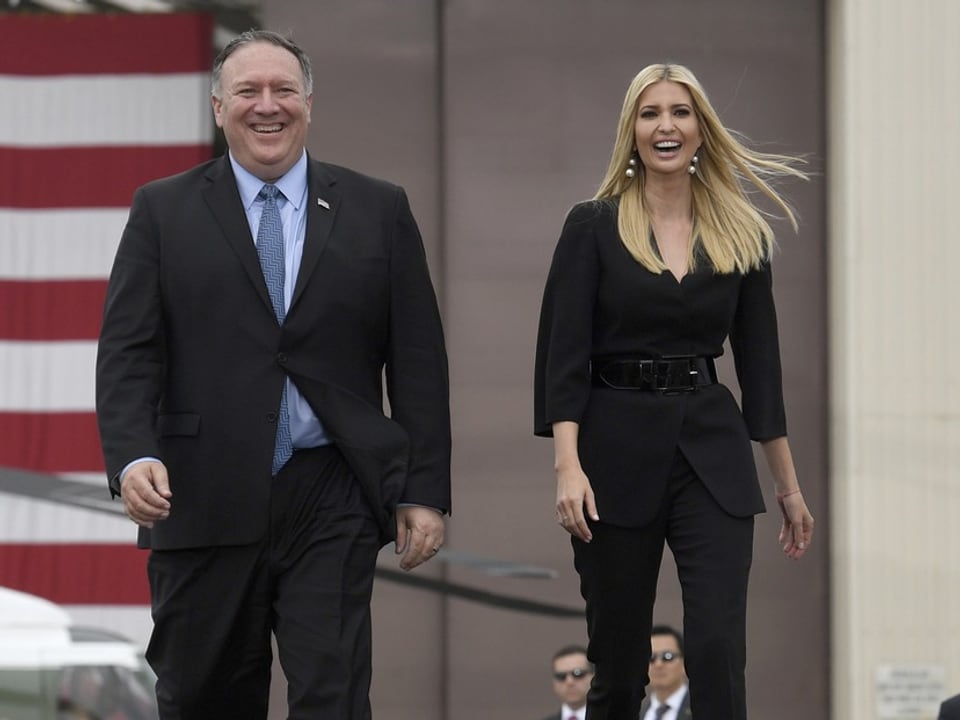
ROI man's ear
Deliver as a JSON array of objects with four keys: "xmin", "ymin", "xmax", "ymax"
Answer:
[{"xmin": 211, "ymin": 95, "xmax": 224, "ymax": 128}]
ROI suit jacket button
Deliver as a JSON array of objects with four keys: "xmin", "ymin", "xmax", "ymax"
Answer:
[
  {"xmin": 277, "ymin": 353, "xmax": 287, "ymax": 365},
  {"xmin": 266, "ymin": 412, "xmax": 277, "ymax": 422}
]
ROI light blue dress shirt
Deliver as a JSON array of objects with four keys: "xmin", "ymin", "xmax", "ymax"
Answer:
[{"xmin": 230, "ymin": 150, "xmax": 330, "ymax": 449}]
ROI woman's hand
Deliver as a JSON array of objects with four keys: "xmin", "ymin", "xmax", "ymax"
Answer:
[
  {"xmin": 761, "ymin": 437, "xmax": 814, "ymax": 560},
  {"xmin": 556, "ymin": 464, "xmax": 599, "ymax": 542},
  {"xmin": 777, "ymin": 490, "xmax": 814, "ymax": 559},
  {"xmin": 551, "ymin": 421, "xmax": 598, "ymax": 542}
]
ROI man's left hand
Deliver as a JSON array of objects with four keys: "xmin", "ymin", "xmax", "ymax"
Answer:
[{"xmin": 395, "ymin": 506, "xmax": 445, "ymax": 571}]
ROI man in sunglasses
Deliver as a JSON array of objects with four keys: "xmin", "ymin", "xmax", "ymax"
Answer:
[
  {"xmin": 543, "ymin": 645, "xmax": 594, "ymax": 720},
  {"xmin": 640, "ymin": 625, "xmax": 691, "ymax": 720}
]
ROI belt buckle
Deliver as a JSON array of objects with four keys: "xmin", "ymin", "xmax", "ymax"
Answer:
[{"xmin": 653, "ymin": 356, "xmax": 699, "ymax": 394}]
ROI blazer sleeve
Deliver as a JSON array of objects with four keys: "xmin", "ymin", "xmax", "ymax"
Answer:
[
  {"xmin": 534, "ymin": 201, "xmax": 602, "ymax": 437},
  {"xmin": 95, "ymin": 185, "xmax": 166, "ymax": 492},
  {"xmin": 385, "ymin": 187, "xmax": 452, "ymax": 512},
  {"xmin": 728, "ymin": 258, "xmax": 787, "ymax": 440}
]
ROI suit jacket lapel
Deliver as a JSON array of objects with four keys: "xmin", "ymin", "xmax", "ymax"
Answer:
[
  {"xmin": 201, "ymin": 156, "xmax": 275, "ymax": 314},
  {"xmin": 291, "ymin": 158, "xmax": 340, "ymax": 310}
]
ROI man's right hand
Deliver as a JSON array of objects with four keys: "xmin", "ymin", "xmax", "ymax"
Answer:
[{"xmin": 120, "ymin": 461, "xmax": 172, "ymax": 528}]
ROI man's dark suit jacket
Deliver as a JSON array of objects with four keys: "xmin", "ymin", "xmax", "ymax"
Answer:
[
  {"xmin": 638, "ymin": 688, "xmax": 692, "ymax": 719},
  {"xmin": 96, "ymin": 154, "xmax": 451, "ymax": 549},
  {"xmin": 940, "ymin": 693, "xmax": 960, "ymax": 720}
]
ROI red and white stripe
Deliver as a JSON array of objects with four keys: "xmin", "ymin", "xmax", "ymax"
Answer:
[{"xmin": 0, "ymin": 12, "xmax": 214, "ymax": 647}]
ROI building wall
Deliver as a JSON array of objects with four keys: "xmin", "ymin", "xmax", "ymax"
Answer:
[
  {"xmin": 829, "ymin": 1, "xmax": 960, "ymax": 718},
  {"xmin": 264, "ymin": 2, "xmax": 828, "ymax": 718}
]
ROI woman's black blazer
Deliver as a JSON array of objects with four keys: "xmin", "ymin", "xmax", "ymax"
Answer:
[{"xmin": 535, "ymin": 199, "xmax": 786, "ymax": 527}]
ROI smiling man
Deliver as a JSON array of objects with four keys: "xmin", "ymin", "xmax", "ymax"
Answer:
[{"xmin": 96, "ymin": 30, "xmax": 450, "ymax": 719}]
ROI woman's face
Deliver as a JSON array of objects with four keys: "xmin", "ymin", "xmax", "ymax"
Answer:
[{"xmin": 633, "ymin": 80, "xmax": 702, "ymax": 178}]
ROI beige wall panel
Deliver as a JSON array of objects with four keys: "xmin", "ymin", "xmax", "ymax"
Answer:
[{"xmin": 830, "ymin": 1, "xmax": 960, "ymax": 718}]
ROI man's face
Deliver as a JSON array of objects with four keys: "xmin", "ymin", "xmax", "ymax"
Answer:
[
  {"xmin": 551, "ymin": 652, "xmax": 593, "ymax": 709},
  {"xmin": 648, "ymin": 633, "xmax": 686, "ymax": 699},
  {"xmin": 212, "ymin": 41, "xmax": 312, "ymax": 182}
]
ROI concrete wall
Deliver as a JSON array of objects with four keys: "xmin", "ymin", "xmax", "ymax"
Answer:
[{"xmin": 829, "ymin": 1, "xmax": 960, "ymax": 719}]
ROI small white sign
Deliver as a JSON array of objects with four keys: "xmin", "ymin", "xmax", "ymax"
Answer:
[{"xmin": 876, "ymin": 665, "xmax": 945, "ymax": 719}]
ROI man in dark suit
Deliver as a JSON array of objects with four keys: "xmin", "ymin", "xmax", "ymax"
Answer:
[
  {"xmin": 940, "ymin": 692, "xmax": 960, "ymax": 720},
  {"xmin": 542, "ymin": 645, "xmax": 593, "ymax": 720},
  {"xmin": 638, "ymin": 626, "xmax": 692, "ymax": 720},
  {"xmin": 95, "ymin": 30, "xmax": 450, "ymax": 720}
]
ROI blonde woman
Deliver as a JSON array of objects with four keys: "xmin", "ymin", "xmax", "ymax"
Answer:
[{"xmin": 534, "ymin": 64, "xmax": 814, "ymax": 719}]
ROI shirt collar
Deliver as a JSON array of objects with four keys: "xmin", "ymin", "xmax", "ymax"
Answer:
[
  {"xmin": 230, "ymin": 150, "xmax": 308, "ymax": 211},
  {"xmin": 560, "ymin": 704, "xmax": 586, "ymax": 720},
  {"xmin": 652, "ymin": 684, "xmax": 689, "ymax": 712}
]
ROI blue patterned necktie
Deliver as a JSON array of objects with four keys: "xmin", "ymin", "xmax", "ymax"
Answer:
[
  {"xmin": 654, "ymin": 703, "xmax": 670, "ymax": 720},
  {"xmin": 256, "ymin": 184, "xmax": 293, "ymax": 475}
]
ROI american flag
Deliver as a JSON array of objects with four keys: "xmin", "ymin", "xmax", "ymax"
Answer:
[{"xmin": 0, "ymin": 12, "xmax": 213, "ymax": 647}]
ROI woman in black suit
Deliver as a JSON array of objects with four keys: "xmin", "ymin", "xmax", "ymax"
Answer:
[{"xmin": 534, "ymin": 63, "xmax": 814, "ymax": 719}]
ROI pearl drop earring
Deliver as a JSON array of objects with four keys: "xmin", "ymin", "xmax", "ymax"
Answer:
[
  {"xmin": 688, "ymin": 152, "xmax": 700, "ymax": 176},
  {"xmin": 625, "ymin": 154, "xmax": 638, "ymax": 179}
]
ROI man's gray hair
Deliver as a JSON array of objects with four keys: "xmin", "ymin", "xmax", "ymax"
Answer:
[{"xmin": 211, "ymin": 29, "xmax": 313, "ymax": 98}]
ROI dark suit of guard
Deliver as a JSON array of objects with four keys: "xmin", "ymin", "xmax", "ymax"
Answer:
[
  {"xmin": 940, "ymin": 693, "xmax": 960, "ymax": 720},
  {"xmin": 535, "ymin": 199, "xmax": 785, "ymax": 719},
  {"xmin": 639, "ymin": 688, "xmax": 693, "ymax": 720},
  {"xmin": 96, "ymin": 154, "xmax": 450, "ymax": 718}
]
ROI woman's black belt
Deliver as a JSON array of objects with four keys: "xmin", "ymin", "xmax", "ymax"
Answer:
[{"xmin": 591, "ymin": 355, "xmax": 718, "ymax": 393}]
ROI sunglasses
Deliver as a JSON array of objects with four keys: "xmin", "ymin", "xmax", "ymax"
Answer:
[
  {"xmin": 650, "ymin": 651, "xmax": 681, "ymax": 664},
  {"xmin": 553, "ymin": 667, "xmax": 592, "ymax": 682}
]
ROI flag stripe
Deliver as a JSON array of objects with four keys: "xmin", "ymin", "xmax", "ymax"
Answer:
[
  {"xmin": 0, "ymin": 14, "xmax": 213, "ymax": 76},
  {"xmin": 0, "ymin": 281, "xmax": 105, "ymax": 340},
  {"xmin": 0, "ymin": 544, "xmax": 149, "ymax": 605},
  {"xmin": 0, "ymin": 74, "xmax": 213, "ymax": 148},
  {"xmin": 59, "ymin": 472, "xmax": 111, "ymax": 487},
  {"xmin": 0, "ymin": 494, "xmax": 129, "ymax": 542},
  {"xmin": 0, "ymin": 208, "xmax": 127, "ymax": 279},
  {"xmin": 0, "ymin": 15, "xmax": 210, "ymax": 610},
  {"xmin": 0, "ymin": 146, "xmax": 212, "ymax": 209},
  {"xmin": 0, "ymin": 341, "xmax": 96, "ymax": 410},
  {"xmin": 0, "ymin": 412, "xmax": 102, "ymax": 472}
]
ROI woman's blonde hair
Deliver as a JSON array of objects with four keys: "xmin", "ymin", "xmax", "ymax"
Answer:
[{"xmin": 595, "ymin": 63, "xmax": 807, "ymax": 274}]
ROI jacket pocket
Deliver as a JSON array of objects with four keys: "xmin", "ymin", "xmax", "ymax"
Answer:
[{"xmin": 157, "ymin": 413, "xmax": 201, "ymax": 437}]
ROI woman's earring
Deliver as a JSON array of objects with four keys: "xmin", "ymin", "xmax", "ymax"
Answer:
[
  {"xmin": 625, "ymin": 153, "xmax": 638, "ymax": 179},
  {"xmin": 688, "ymin": 151, "xmax": 700, "ymax": 176}
]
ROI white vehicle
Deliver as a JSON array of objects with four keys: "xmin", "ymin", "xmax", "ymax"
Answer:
[{"xmin": 0, "ymin": 587, "xmax": 157, "ymax": 720}]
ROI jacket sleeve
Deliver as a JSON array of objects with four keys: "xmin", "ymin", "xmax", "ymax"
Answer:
[
  {"xmin": 534, "ymin": 202, "xmax": 601, "ymax": 437},
  {"xmin": 385, "ymin": 187, "xmax": 452, "ymax": 512},
  {"xmin": 95, "ymin": 185, "xmax": 166, "ymax": 492},
  {"xmin": 728, "ymin": 259, "xmax": 787, "ymax": 440}
]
